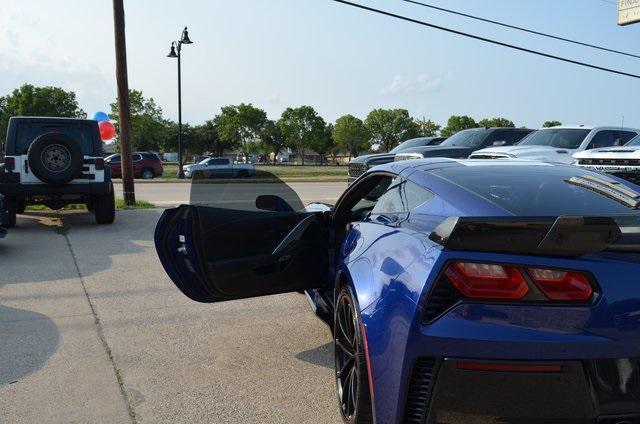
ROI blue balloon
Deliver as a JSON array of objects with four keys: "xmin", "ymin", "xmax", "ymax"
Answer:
[{"xmin": 93, "ymin": 111, "xmax": 109, "ymax": 122}]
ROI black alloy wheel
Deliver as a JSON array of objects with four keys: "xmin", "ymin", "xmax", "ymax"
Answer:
[{"xmin": 334, "ymin": 286, "xmax": 373, "ymax": 424}]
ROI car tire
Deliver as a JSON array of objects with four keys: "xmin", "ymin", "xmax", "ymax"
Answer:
[
  {"xmin": 334, "ymin": 286, "xmax": 373, "ymax": 424},
  {"xmin": 141, "ymin": 169, "xmax": 155, "ymax": 180},
  {"xmin": 94, "ymin": 185, "xmax": 115, "ymax": 225},
  {"xmin": 2, "ymin": 196, "xmax": 17, "ymax": 228},
  {"xmin": 237, "ymin": 170, "xmax": 249, "ymax": 178},
  {"xmin": 27, "ymin": 132, "xmax": 84, "ymax": 185}
]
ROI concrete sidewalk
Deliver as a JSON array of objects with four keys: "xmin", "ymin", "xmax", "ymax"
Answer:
[{"xmin": 0, "ymin": 210, "xmax": 339, "ymax": 423}]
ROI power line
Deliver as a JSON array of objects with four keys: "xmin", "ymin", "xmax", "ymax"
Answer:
[
  {"xmin": 331, "ymin": 0, "xmax": 640, "ymax": 79},
  {"xmin": 402, "ymin": 0, "xmax": 640, "ymax": 59}
]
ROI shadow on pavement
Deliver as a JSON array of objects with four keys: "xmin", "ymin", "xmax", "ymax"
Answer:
[
  {"xmin": 0, "ymin": 305, "xmax": 59, "ymax": 386},
  {"xmin": 295, "ymin": 342, "xmax": 333, "ymax": 369},
  {"xmin": 0, "ymin": 209, "xmax": 157, "ymax": 286}
]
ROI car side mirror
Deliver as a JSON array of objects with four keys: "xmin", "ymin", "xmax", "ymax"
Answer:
[
  {"xmin": 492, "ymin": 140, "xmax": 507, "ymax": 146},
  {"xmin": 256, "ymin": 195, "xmax": 294, "ymax": 212}
]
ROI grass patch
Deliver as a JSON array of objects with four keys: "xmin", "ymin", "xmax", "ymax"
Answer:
[
  {"xmin": 157, "ymin": 164, "xmax": 347, "ymax": 182},
  {"xmin": 115, "ymin": 198, "xmax": 155, "ymax": 209},
  {"xmin": 25, "ymin": 198, "xmax": 155, "ymax": 211},
  {"xmin": 26, "ymin": 204, "xmax": 85, "ymax": 211}
]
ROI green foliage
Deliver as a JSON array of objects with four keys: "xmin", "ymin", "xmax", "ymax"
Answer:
[
  {"xmin": 333, "ymin": 115, "xmax": 370, "ymax": 158},
  {"xmin": 278, "ymin": 106, "xmax": 326, "ymax": 165},
  {"xmin": 416, "ymin": 117, "xmax": 441, "ymax": 137},
  {"xmin": 259, "ymin": 120, "xmax": 286, "ymax": 163},
  {"xmin": 110, "ymin": 89, "xmax": 169, "ymax": 152},
  {"xmin": 192, "ymin": 120, "xmax": 233, "ymax": 156},
  {"xmin": 364, "ymin": 109, "xmax": 418, "ymax": 152},
  {"xmin": 478, "ymin": 117, "xmax": 515, "ymax": 128},
  {"xmin": 543, "ymin": 120, "xmax": 562, "ymax": 128},
  {"xmin": 0, "ymin": 84, "xmax": 86, "ymax": 142},
  {"xmin": 215, "ymin": 103, "xmax": 267, "ymax": 156},
  {"xmin": 441, "ymin": 115, "xmax": 479, "ymax": 137}
]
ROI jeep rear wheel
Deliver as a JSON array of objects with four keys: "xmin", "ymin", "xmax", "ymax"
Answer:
[
  {"xmin": 3, "ymin": 197, "xmax": 17, "ymax": 228},
  {"xmin": 94, "ymin": 186, "xmax": 115, "ymax": 225}
]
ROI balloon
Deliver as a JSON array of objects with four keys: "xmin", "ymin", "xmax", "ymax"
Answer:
[
  {"xmin": 93, "ymin": 111, "xmax": 109, "ymax": 122},
  {"xmin": 98, "ymin": 120, "xmax": 116, "ymax": 141}
]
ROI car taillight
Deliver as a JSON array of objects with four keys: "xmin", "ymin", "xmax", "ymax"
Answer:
[
  {"xmin": 442, "ymin": 261, "xmax": 594, "ymax": 302},
  {"xmin": 527, "ymin": 268, "xmax": 592, "ymax": 301},
  {"xmin": 4, "ymin": 157, "xmax": 15, "ymax": 171},
  {"xmin": 95, "ymin": 158, "xmax": 104, "ymax": 170},
  {"xmin": 444, "ymin": 262, "xmax": 528, "ymax": 300}
]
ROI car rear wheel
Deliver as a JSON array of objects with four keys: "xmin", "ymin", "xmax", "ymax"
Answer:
[
  {"xmin": 141, "ymin": 169, "xmax": 155, "ymax": 180},
  {"xmin": 2, "ymin": 197, "xmax": 17, "ymax": 228},
  {"xmin": 94, "ymin": 185, "xmax": 115, "ymax": 225},
  {"xmin": 334, "ymin": 286, "xmax": 373, "ymax": 424}
]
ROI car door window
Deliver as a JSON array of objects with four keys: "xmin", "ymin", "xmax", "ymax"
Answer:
[
  {"xmin": 132, "ymin": 154, "xmax": 143, "ymax": 162},
  {"xmin": 404, "ymin": 181, "xmax": 434, "ymax": 209},
  {"xmin": 371, "ymin": 177, "xmax": 407, "ymax": 214}
]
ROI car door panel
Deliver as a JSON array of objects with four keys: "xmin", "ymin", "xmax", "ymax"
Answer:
[{"xmin": 155, "ymin": 205, "xmax": 330, "ymax": 302}]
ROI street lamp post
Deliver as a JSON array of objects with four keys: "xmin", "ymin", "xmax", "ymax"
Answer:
[{"xmin": 167, "ymin": 27, "xmax": 193, "ymax": 179}]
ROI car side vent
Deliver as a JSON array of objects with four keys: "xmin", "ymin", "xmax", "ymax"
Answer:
[
  {"xmin": 403, "ymin": 357, "xmax": 437, "ymax": 424},
  {"xmin": 422, "ymin": 276, "xmax": 462, "ymax": 324}
]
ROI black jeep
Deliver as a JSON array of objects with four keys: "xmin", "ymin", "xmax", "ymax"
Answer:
[{"xmin": 0, "ymin": 116, "xmax": 115, "ymax": 227}]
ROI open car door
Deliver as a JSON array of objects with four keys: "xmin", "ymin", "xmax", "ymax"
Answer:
[{"xmin": 154, "ymin": 173, "xmax": 331, "ymax": 303}]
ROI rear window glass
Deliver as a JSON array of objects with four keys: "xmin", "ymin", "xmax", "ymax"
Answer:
[
  {"xmin": 14, "ymin": 122, "xmax": 97, "ymax": 155},
  {"xmin": 518, "ymin": 129, "xmax": 589, "ymax": 149},
  {"xmin": 431, "ymin": 164, "xmax": 640, "ymax": 216},
  {"xmin": 440, "ymin": 129, "xmax": 487, "ymax": 148}
]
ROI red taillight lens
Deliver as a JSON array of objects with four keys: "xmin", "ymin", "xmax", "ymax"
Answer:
[
  {"xmin": 94, "ymin": 158, "xmax": 104, "ymax": 170},
  {"xmin": 527, "ymin": 268, "xmax": 593, "ymax": 301},
  {"xmin": 4, "ymin": 157, "xmax": 15, "ymax": 171},
  {"xmin": 444, "ymin": 262, "xmax": 528, "ymax": 300}
]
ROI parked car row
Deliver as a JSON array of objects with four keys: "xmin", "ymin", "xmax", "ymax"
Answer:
[{"xmin": 349, "ymin": 125, "xmax": 640, "ymax": 186}]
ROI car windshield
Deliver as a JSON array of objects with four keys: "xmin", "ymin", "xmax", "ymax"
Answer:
[
  {"xmin": 517, "ymin": 129, "xmax": 590, "ymax": 149},
  {"xmin": 431, "ymin": 163, "xmax": 640, "ymax": 216},
  {"xmin": 199, "ymin": 158, "xmax": 212, "ymax": 164},
  {"xmin": 626, "ymin": 135, "xmax": 640, "ymax": 146},
  {"xmin": 439, "ymin": 129, "xmax": 486, "ymax": 148},
  {"xmin": 390, "ymin": 138, "xmax": 429, "ymax": 153}
]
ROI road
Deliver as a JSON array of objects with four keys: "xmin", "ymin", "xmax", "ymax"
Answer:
[
  {"xmin": 0, "ymin": 209, "xmax": 341, "ymax": 423},
  {"xmin": 115, "ymin": 182, "xmax": 347, "ymax": 207}
]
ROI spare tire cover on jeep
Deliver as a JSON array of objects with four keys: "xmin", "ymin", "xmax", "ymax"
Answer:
[{"xmin": 27, "ymin": 132, "xmax": 84, "ymax": 185}]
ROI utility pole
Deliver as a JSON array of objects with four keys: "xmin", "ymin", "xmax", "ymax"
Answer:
[{"xmin": 112, "ymin": 0, "xmax": 136, "ymax": 205}]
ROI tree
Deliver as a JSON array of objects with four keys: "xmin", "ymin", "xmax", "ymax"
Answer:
[
  {"xmin": 110, "ymin": 89, "xmax": 168, "ymax": 151},
  {"xmin": 543, "ymin": 120, "xmax": 562, "ymax": 128},
  {"xmin": 278, "ymin": 106, "xmax": 326, "ymax": 165},
  {"xmin": 215, "ymin": 103, "xmax": 267, "ymax": 160},
  {"xmin": 192, "ymin": 120, "xmax": 233, "ymax": 156},
  {"xmin": 441, "ymin": 115, "xmax": 478, "ymax": 137},
  {"xmin": 0, "ymin": 84, "xmax": 86, "ymax": 142},
  {"xmin": 478, "ymin": 117, "xmax": 515, "ymax": 128},
  {"xmin": 333, "ymin": 115, "xmax": 370, "ymax": 159},
  {"xmin": 416, "ymin": 117, "xmax": 441, "ymax": 137},
  {"xmin": 259, "ymin": 120, "xmax": 286, "ymax": 164},
  {"xmin": 364, "ymin": 108, "xmax": 418, "ymax": 152},
  {"xmin": 309, "ymin": 123, "xmax": 335, "ymax": 164}
]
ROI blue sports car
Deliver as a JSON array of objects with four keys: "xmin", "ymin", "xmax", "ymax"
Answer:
[{"xmin": 155, "ymin": 159, "xmax": 640, "ymax": 423}]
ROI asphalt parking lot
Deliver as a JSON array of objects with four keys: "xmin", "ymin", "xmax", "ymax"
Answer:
[{"xmin": 0, "ymin": 207, "xmax": 343, "ymax": 423}]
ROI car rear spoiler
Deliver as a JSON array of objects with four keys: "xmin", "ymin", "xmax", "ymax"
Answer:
[{"xmin": 429, "ymin": 216, "xmax": 640, "ymax": 257}]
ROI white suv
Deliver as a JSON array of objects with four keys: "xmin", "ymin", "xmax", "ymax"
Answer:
[
  {"xmin": 0, "ymin": 116, "xmax": 115, "ymax": 227},
  {"xmin": 469, "ymin": 126, "xmax": 640, "ymax": 164}
]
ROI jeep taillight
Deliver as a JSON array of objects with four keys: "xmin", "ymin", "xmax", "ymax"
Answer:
[
  {"xmin": 443, "ymin": 261, "xmax": 594, "ymax": 302},
  {"xmin": 4, "ymin": 157, "xmax": 15, "ymax": 171},
  {"xmin": 95, "ymin": 158, "xmax": 104, "ymax": 170}
]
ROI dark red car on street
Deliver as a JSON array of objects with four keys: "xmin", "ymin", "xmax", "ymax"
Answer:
[{"xmin": 105, "ymin": 152, "xmax": 163, "ymax": 179}]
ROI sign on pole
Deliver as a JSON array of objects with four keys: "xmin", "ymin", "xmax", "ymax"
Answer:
[{"xmin": 618, "ymin": 0, "xmax": 640, "ymax": 26}]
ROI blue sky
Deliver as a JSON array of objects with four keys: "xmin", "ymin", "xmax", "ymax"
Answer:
[{"xmin": 1, "ymin": 0, "xmax": 639, "ymax": 129}]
